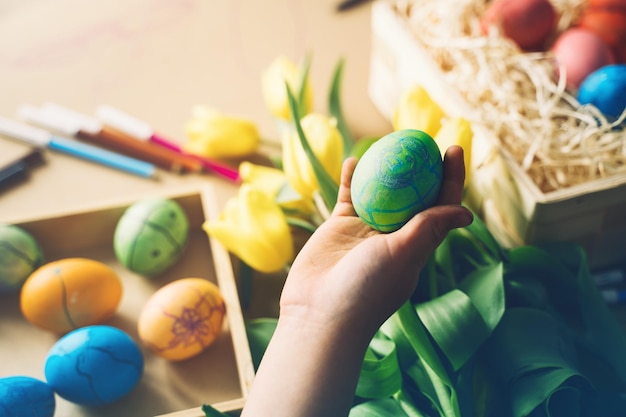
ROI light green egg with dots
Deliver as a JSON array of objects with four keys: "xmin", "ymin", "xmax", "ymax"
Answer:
[
  {"xmin": 350, "ymin": 129, "xmax": 443, "ymax": 232},
  {"xmin": 0, "ymin": 224, "xmax": 44, "ymax": 293},
  {"xmin": 114, "ymin": 198, "xmax": 189, "ymax": 277}
]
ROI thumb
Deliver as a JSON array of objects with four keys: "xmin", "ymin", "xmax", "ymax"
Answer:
[{"xmin": 390, "ymin": 204, "xmax": 473, "ymax": 268}]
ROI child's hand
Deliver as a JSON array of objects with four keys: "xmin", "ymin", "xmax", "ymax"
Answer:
[
  {"xmin": 241, "ymin": 146, "xmax": 472, "ymax": 417},
  {"xmin": 280, "ymin": 145, "xmax": 473, "ymax": 338}
]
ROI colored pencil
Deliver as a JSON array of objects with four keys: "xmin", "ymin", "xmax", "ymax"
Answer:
[
  {"xmin": 0, "ymin": 116, "xmax": 156, "ymax": 179},
  {"xmin": 29, "ymin": 103, "xmax": 204, "ymax": 174},
  {"xmin": 96, "ymin": 104, "xmax": 240, "ymax": 182}
]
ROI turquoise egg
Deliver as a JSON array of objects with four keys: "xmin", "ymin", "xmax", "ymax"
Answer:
[
  {"xmin": 0, "ymin": 376, "xmax": 55, "ymax": 417},
  {"xmin": 0, "ymin": 224, "xmax": 44, "ymax": 293},
  {"xmin": 350, "ymin": 129, "xmax": 443, "ymax": 232},
  {"xmin": 578, "ymin": 64, "xmax": 626, "ymax": 120},
  {"xmin": 114, "ymin": 198, "xmax": 189, "ymax": 277},
  {"xmin": 44, "ymin": 325, "xmax": 144, "ymax": 406}
]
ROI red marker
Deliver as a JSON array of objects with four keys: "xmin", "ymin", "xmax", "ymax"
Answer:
[{"xmin": 96, "ymin": 105, "xmax": 240, "ymax": 182}]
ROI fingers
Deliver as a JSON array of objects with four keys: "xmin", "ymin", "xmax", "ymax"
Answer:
[
  {"xmin": 332, "ymin": 157, "xmax": 358, "ymax": 217},
  {"xmin": 437, "ymin": 145, "xmax": 466, "ymax": 206},
  {"xmin": 392, "ymin": 204, "xmax": 473, "ymax": 267}
]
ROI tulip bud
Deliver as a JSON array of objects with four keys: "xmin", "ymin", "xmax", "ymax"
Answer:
[
  {"xmin": 434, "ymin": 117, "xmax": 473, "ymax": 186},
  {"xmin": 393, "ymin": 85, "xmax": 445, "ymax": 137},
  {"xmin": 282, "ymin": 113, "xmax": 344, "ymax": 200},
  {"xmin": 262, "ymin": 56, "xmax": 313, "ymax": 120},
  {"xmin": 239, "ymin": 161, "xmax": 314, "ymax": 215},
  {"xmin": 239, "ymin": 161, "xmax": 287, "ymax": 198},
  {"xmin": 183, "ymin": 106, "xmax": 260, "ymax": 159},
  {"xmin": 203, "ymin": 185, "xmax": 294, "ymax": 273}
]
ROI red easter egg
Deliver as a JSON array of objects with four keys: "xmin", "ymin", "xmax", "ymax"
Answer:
[{"xmin": 481, "ymin": 0, "xmax": 558, "ymax": 51}]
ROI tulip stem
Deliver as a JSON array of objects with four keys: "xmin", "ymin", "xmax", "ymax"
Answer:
[
  {"xmin": 286, "ymin": 216, "xmax": 318, "ymax": 234},
  {"xmin": 313, "ymin": 191, "xmax": 331, "ymax": 221}
]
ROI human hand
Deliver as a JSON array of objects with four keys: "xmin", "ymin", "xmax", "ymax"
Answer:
[{"xmin": 279, "ymin": 145, "xmax": 473, "ymax": 339}]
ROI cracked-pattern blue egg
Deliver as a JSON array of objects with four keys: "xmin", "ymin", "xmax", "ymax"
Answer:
[
  {"xmin": 44, "ymin": 325, "xmax": 144, "ymax": 406},
  {"xmin": 0, "ymin": 376, "xmax": 55, "ymax": 417},
  {"xmin": 351, "ymin": 129, "xmax": 443, "ymax": 232}
]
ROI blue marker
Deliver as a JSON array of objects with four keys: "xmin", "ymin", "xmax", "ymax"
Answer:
[{"xmin": 0, "ymin": 116, "xmax": 156, "ymax": 179}]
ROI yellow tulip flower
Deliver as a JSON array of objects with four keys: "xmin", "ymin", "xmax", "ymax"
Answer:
[
  {"xmin": 239, "ymin": 161, "xmax": 287, "ymax": 198},
  {"xmin": 203, "ymin": 185, "xmax": 294, "ymax": 273},
  {"xmin": 261, "ymin": 56, "xmax": 313, "ymax": 120},
  {"xmin": 282, "ymin": 113, "xmax": 344, "ymax": 200},
  {"xmin": 239, "ymin": 161, "xmax": 315, "ymax": 215},
  {"xmin": 183, "ymin": 106, "xmax": 260, "ymax": 159},
  {"xmin": 435, "ymin": 117, "xmax": 473, "ymax": 186},
  {"xmin": 393, "ymin": 85, "xmax": 445, "ymax": 137}
]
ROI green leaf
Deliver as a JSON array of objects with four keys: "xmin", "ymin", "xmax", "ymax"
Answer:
[
  {"xmin": 395, "ymin": 302, "xmax": 452, "ymax": 386},
  {"xmin": 237, "ymin": 260, "xmax": 254, "ymax": 311},
  {"xmin": 463, "ymin": 209, "xmax": 508, "ymax": 263},
  {"xmin": 417, "ymin": 289, "xmax": 489, "ymax": 372},
  {"xmin": 380, "ymin": 318, "xmax": 447, "ymax": 416},
  {"xmin": 245, "ymin": 317, "xmax": 277, "ymax": 371},
  {"xmin": 296, "ymin": 53, "xmax": 312, "ymax": 117},
  {"xmin": 479, "ymin": 308, "xmax": 590, "ymax": 417},
  {"xmin": 285, "ymin": 216, "xmax": 318, "ymax": 234},
  {"xmin": 458, "ymin": 262, "xmax": 506, "ymax": 333},
  {"xmin": 349, "ymin": 398, "xmax": 410, "ymax": 417},
  {"xmin": 286, "ymin": 83, "xmax": 339, "ymax": 209},
  {"xmin": 416, "ymin": 262, "xmax": 505, "ymax": 371},
  {"xmin": 394, "ymin": 302, "xmax": 460, "ymax": 417},
  {"xmin": 357, "ymin": 332, "xmax": 403, "ymax": 399},
  {"xmin": 544, "ymin": 243, "xmax": 626, "ymax": 384},
  {"xmin": 328, "ymin": 57, "xmax": 354, "ymax": 158},
  {"xmin": 201, "ymin": 403, "xmax": 231, "ymax": 417},
  {"xmin": 509, "ymin": 243, "xmax": 626, "ymax": 385}
]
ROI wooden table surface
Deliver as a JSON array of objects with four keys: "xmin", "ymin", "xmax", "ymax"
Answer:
[
  {"xmin": 0, "ymin": 0, "xmax": 390, "ymax": 224},
  {"xmin": 0, "ymin": 1, "xmax": 391, "ymax": 416}
]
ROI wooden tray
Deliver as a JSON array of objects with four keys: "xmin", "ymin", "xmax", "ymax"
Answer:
[{"xmin": 0, "ymin": 185, "xmax": 253, "ymax": 417}]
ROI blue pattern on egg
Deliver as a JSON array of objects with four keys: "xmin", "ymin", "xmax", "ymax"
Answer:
[{"xmin": 351, "ymin": 129, "xmax": 443, "ymax": 232}]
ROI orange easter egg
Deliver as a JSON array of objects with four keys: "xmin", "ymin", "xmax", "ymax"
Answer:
[
  {"xmin": 137, "ymin": 278, "xmax": 225, "ymax": 361},
  {"xmin": 578, "ymin": 3, "xmax": 626, "ymax": 63},
  {"xmin": 20, "ymin": 258, "xmax": 123, "ymax": 334}
]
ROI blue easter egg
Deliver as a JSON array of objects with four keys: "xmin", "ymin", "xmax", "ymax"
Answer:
[
  {"xmin": 44, "ymin": 325, "xmax": 144, "ymax": 406},
  {"xmin": 0, "ymin": 376, "xmax": 55, "ymax": 417},
  {"xmin": 351, "ymin": 129, "xmax": 443, "ymax": 232},
  {"xmin": 578, "ymin": 64, "xmax": 626, "ymax": 120}
]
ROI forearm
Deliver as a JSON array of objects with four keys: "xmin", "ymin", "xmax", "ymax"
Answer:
[{"xmin": 240, "ymin": 313, "xmax": 373, "ymax": 417}]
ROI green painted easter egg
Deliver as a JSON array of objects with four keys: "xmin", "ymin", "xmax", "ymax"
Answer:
[
  {"xmin": 0, "ymin": 224, "xmax": 44, "ymax": 293},
  {"xmin": 350, "ymin": 129, "xmax": 443, "ymax": 232},
  {"xmin": 114, "ymin": 198, "xmax": 189, "ymax": 277}
]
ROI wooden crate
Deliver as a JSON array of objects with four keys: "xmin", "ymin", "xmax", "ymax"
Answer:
[
  {"xmin": 368, "ymin": 0, "xmax": 626, "ymax": 269},
  {"xmin": 0, "ymin": 185, "xmax": 253, "ymax": 417}
]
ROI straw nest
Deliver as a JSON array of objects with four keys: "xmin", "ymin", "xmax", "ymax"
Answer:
[{"xmin": 393, "ymin": 0, "xmax": 626, "ymax": 193}]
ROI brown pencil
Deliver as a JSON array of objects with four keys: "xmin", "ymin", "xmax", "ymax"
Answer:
[{"xmin": 76, "ymin": 125, "xmax": 203, "ymax": 174}]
